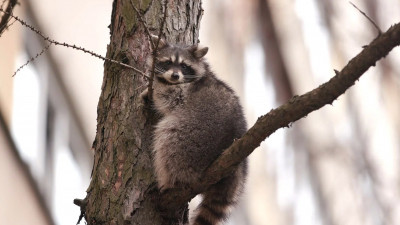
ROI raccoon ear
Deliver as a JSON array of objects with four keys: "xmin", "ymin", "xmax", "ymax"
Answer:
[
  {"xmin": 151, "ymin": 35, "xmax": 168, "ymax": 49},
  {"xmin": 193, "ymin": 46, "xmax": 208, "ymax": 59}
]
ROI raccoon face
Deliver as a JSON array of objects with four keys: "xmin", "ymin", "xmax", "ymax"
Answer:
[{"xmin": 151, "ymin": 39, "xmax": 209, "ymax": 84}]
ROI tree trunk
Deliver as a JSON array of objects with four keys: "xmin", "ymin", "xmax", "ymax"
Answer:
[{"xmin": 84, "ymin": 0, "xmax": 203, "ymax": 224}]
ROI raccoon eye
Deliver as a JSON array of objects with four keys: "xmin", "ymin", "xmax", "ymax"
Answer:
[
  {"xmin": 181, "ymin": 63, "xmax": 189, "ymax": 70},
  {"xmin": 180, "ymin": 63, "xmax": 195, "ymax": 75},
  {"xmin": 158, "ymin": 60, "xmax": 173, "ymax": 68},
  {"xmin": 159, "ymin": 60, "xmax": 172, "ymax": 65}
]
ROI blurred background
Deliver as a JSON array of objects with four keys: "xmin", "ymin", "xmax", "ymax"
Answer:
[{"xmin": 0, "ymin": 0, "xmax": 400, "ymax": 224}]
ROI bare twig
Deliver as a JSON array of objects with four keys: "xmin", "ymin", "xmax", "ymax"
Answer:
[
  {"xmin": 148, "ymin": 0, "xmax": 168, "ymax": 100},
  {"xmin": 0, "ymin": 0, "xmax": 17, "ymax": 35},
  {"xmin": 13, "ymin": 44, "xmax": 52, "ymax": 77},
  {"xmin": 159, "ymin": 22, "xmax": 400, "ymax": 210},
  {"xmin": 349, "ymin": 1, "xmax": 382, "ymax": 35},
  {"xmin": 0, "ymin": 8, "xmax": 148, "ymax": 78},
  {"xmin": 130, "ymin": 0, "xmax": 155, "ymax": 49}
]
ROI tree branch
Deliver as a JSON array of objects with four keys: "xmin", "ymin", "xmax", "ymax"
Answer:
[
  {"xmin": 13, "ymin": 43, "xmax": 51, "ymax": 77},
  {"xmin": 349, "ymin": 1, "xmax": 382, "ymax": 35},
  {"xmin": 159, "ymin": 22, "xmax": 400, "ymax": 210}
]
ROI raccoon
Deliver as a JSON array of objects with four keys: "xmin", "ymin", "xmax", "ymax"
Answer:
[{"xmin": 143, "ymin": 36, "xmax": 247, "ymax": 225}]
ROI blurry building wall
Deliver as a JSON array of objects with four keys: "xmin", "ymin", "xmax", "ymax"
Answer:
[
  {"xmin": 0, "ymin": 112, "xmax": 52, "ymax": 225},
  {"xmin": 0, "ymin": 4, "xmax": 52, "ymax": 225},
  {"xmin": 0, "ymin": 0, "xmax": 109, "ymax": 224},
  {"xmin": 0, "ymin": 0, "xmax": 20, "ymax": 126}
]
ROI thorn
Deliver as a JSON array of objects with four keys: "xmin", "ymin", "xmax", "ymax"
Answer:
[
  {"xmin": 334, "ymin": 69, "xmax": 340, "ymax": 75},
  {"xmin": 289, "ymin": 95, "xmax": 299, "ymax": 103}
]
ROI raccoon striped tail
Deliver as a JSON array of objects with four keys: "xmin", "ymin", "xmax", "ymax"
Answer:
[{"xmin": 191, "ymin": 162, "xmax": 247, "ymax": 225}]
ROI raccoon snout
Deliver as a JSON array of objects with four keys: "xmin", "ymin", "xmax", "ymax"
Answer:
[{"xmin": 171, "ymin": 72, "xmax": 180, "ymax": 81}]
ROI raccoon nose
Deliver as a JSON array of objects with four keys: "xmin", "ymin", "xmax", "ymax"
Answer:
[{"xmin": 171, "ymin": 72, "xmax": 180, "ymax": 80}]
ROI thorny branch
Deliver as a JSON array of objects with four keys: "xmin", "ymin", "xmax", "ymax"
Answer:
[
  {"xmin": 0, "ymin": 8, "xmax": 148, "ymax": 78},
  {"xmin": 159, "ymin": 22, "xmax": 400, "ymax": 210},
  {"xmin": 13, "ymin": 43, "xmax": 52, "ymax": 77},
  {"xmin": 148, "ymin": 0, "xmax": 168, "ymax": 100}
]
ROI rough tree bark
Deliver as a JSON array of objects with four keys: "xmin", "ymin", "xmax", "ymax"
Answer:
[{"xmin": 83, "ymin": 0, "xmax": 203, "ymax": 224}]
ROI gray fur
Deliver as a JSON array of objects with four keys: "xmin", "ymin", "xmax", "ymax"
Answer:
[{"xmin": 145, "ymin": 39, "xmax": 247, "ymax": 225}]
